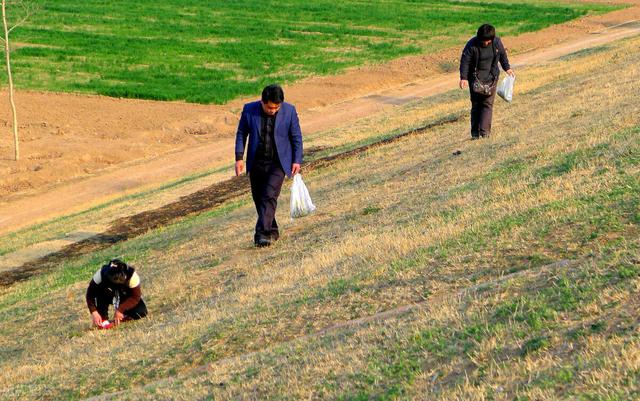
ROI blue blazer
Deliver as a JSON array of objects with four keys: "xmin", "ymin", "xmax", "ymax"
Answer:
[{"xmin": 235, "ymin": 101, "xmax": 303, "ymax": 177}]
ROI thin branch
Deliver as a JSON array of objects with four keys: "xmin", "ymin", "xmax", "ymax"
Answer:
[
  {"xmin": 8, "ymin": 16, "xmax": 29, "ymax": 33},
  {"xmin": 7, "ymin": 1, "xmax": 37, "ymax": 34}
]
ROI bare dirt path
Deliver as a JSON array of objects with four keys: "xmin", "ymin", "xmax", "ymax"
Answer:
[{"xmin": 0, "ymin": 3, "xmax": 639, "ymax": 236}]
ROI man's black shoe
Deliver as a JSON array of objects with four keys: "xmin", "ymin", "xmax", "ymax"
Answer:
[{"xmin": 255, "ymin": 237, "xmax": 271, "ymax": 248}]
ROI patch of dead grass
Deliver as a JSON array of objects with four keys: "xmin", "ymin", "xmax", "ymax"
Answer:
[{"xmin": 1, "ymin": 35, "xmax": 639, "ymax": 401}]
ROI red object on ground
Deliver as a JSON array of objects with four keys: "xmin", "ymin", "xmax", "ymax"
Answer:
[{"xmin": 99, "ymin": 320, "xmax": 113, "ymax": 330}]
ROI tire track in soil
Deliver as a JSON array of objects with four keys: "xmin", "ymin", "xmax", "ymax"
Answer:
[{"xmin": 0, "ymin": 114, "xmax": 462, "ymax": 287}]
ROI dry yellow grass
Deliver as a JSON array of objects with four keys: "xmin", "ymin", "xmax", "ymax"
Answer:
[{"xmin": 0, "ymin": 35, "xmax": 639, "ymax": 400}]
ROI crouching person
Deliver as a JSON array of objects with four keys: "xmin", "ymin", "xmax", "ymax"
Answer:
[{"xmin": 86, "ymin": 259, "xmax": 147, "ymax": 328}]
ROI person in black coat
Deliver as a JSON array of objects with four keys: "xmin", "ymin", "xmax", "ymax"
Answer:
[
  {"xmin": 459, "ymin": 24, "xmax": 515, "ymax": 139},
  {"xmin": 86, "ymin": 259, "xmax": 147, "ymax": 327}
]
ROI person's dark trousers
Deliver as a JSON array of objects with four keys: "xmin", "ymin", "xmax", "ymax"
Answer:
[
  {"xmin": 94, "ymin": 290, "xmax": 148, "ymax": 321},
  {"xmin": 469, "ymin": 84, "xmax": 497, "ymax": 138},
  {"xmin": 249, "ymin": 159, "xmax": 286, "ymax": 243}
]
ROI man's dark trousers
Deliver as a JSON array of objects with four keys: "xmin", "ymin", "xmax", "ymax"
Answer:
[
  {"xmin": 249, "ymin": 159, "xmax": 285, "ymax": 242},
  {"xmin": 93, "ymin": 289, "xmax": 148, "ymax": 321},
  {"xmin": 469, "ymin": 85, "xmax": 497, "ymax": 138}
]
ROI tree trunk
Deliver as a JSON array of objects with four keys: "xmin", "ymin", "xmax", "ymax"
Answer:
[{"xmin": 2, "ymin": 0, "xmax": 18, "ymax": 161}]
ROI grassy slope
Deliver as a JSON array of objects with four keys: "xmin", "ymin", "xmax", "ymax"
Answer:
[
  {"xmin": 1, "ymin": 36, "xmax": 639, "ymax": 400},
  {"xmin": 0, "ymin": 165, "xmax": 234, "ymax": 259},
  {"xmin": 5, "ymin": 0, "xmax": 616, "ymax": 103}
]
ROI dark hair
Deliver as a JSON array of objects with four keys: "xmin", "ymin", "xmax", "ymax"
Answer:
[
  {"xmin": 477, "ymin": 24, "xmax": 495, "ymax": 41},
  {"xmin": 261, "ymin": 84, "xmax": 284, "ymax": 104},
  {"xmin": 106, "ymin": 259, "xmax": 128, "ymax": 284}
]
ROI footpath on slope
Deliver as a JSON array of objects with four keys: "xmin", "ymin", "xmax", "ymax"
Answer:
[{"xmin": 0, "ymin": 4, "xmax": 639, "ymax": 236}]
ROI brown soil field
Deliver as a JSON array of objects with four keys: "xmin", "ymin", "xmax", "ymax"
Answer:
[{"xmin": 0, "ymin": 1, "xmax": 639, "ymax": 235}]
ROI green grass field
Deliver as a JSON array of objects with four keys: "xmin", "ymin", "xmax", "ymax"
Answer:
[
  {"xmin": 5, "ymin": 0, "xmax": 617, "ymax": 103},
  {"xmin": 0, "ymin": 30, "xmax": 638, "ymax": 399}
]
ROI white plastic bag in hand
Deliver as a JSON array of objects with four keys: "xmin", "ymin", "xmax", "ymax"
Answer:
[
  {"xmin": 290, "ymin": 174, "xmax": 316, "ymax": 218},
  {"xmin": 497, "ymin": 75, "xmax": 515, "ymax": 103}
]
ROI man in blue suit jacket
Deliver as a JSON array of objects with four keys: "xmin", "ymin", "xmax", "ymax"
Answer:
[{"xmin": 235, "ymin": 84, "xmax": 303, "ymax": 247}]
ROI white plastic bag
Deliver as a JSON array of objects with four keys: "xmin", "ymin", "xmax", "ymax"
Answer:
[
  {"xmin": 497, "ymin": 75, "xmax": 515, "ymax": 103},
  {"xmin": 290, "ymin": 174, "xmax": 316, "ymax": 218}
]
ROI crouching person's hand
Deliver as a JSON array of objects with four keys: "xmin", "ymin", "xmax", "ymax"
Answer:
[
  {"xmin": 114, "ymin": 310, "xmax": 124, "ymax": 325},
  {"xmin": 91, "ymin": 311, "xmax": 103, "ymax": 327},
  {"xmin": 459, "ymin": 80, "xmax": 468, "ymax": 89}
]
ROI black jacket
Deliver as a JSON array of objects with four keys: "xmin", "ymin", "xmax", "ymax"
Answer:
[
  {"xmin": 86, "ymin": 264, "xmax": 142, "ymax": 313},
  {"xmin": 459, "ymin": 36, "xmax": 511, "ymax": 82}
]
